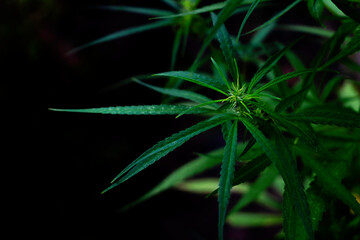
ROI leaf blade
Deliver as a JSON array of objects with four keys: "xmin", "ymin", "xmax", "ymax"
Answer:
[
  {"xmin": 50, "ymin": 105, "xmax": 211, "ymax": 115},
  {"xmin": 218, "ymin": 120, "xmax": 238, "ymax": 240},
  {"xmin": 153, "ymin": 71, "xmax": 228, "ymax": 95},
  {"xmin": 103, "ymin": 113, "xmax": 236, "ymax": 193}
]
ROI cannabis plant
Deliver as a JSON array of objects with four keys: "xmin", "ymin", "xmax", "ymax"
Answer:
[{"xmin": 52, "ymin": 0, "xmax": 360, "ymax": 239}]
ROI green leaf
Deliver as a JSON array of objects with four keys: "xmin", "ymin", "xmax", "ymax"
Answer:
[
  {"xmin": 227, "ymin": 212, "xmax": 282, "ymax": 227},
  {"xmin": 152, "ymin": 2, "xmax": 226, "ymax": 19},
  {"xmin": 253, "ymin": 68, "xmax": 323, "ymax": 94},
  {"xmin": 208, "ymin": 153, "xmax": 272, "ymax": 198},
  {"xmin": 133, "ymin": 79, "xmax": 216, "ymax": 107},
  {"xmin": 253, "ymin": 101, "xmax": 319, "ymax": 148},
  {"xmin": 242, "ymin": 0, "xmax": 303, "ymax": 36},
  {"xmin": 153, "ymin": 71, "xmax": 228, "ymax": 95},
  {"xmin": 229, "ymin": 164, "xmax": 278, "ymax": 214},
  {"xmin": 94, "ymin": 5, "xmax": 174, "ymax": 16},
  {"xmin": 331, "ymin": 0, "xmax": 360, "ymax": 23},
  {"xmin": 218, "ymin": 120, "xmax": 238, "ymax": 240},
  {"xmin": 236, "ymin": 0, "xmax": 261, "ymax": 41},
  {"xmin": 211, "ymin": 12, "xmax": 238, "ymax": 83},
  {"xmin": 121, "ymin": 154, "xmax": 222, "ymax": 211},
  {"xmin": 283, "ymin": 110, "xmax": 360, "ymax": 128},
  {"xmin": 103, "ymin": 113, "xmax": 236, "ymax": 193},
  {"xmin": 240, "ymin": 119, "xmax": 314, "ymax": 240},
  {"xmin": 247, "ymin": 37, "xmax": 302, "ymax": 93},
  {"xmin": 67, "ymin": 19, "xmax": 173, "ymax": 55},
  {"xmin": 322, "ymin": 26, "xmax": 360, "ymax": 68},
  {"xmin": 194, "ymin": 0, "xmax": 245, "ymax": 66},
  {"xmin": 300, "ymin": 149, "xmax": 360, "ymax": 215},
  {"xmin": 276, "ymin": 24, "xmax": 334, "ymax": 38},
  {"xmin": 307, "ymin": 0, "xmax": 324, "ymax": 23},
  {"xmin": 50, "ymin": 105, "xmax": 211, "ymax": 115}
]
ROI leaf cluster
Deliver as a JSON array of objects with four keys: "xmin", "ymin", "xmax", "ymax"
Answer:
[{"xmin": 52, "ymin": 1, "xmax": 360, "ymax": 239}]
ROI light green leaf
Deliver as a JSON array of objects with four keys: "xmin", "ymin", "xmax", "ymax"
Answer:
[
  {"xmin": 307, "ymin": 0, "xmax": 324, "ymax": 23},
  {"xmin": 218, "ymin": 120, "xmax": 238, "ymax": 240},
  {"xmin": 121, "ymin": 155, "xmax": 222, "ymax": 211},
  {"xmin": 50, "ymin": 105, "xmax": 211, "ymax": 115},
  {"xmin": 331, "ymin": 0, "xmax": 360, "ymax": 23},
  {"xmin": 153, "ymin": 71, "xmax": 228, "ymax": 95},
  {"xmin": 227, "ymin": 212, "xmax": 282, "ymax": 227},
  {"xmin": 67, "ymin": 19, "xmax": 173, "ymax": 55},
  {"xmin": 240, "ymin": 119, "xmax": 314, "ymax": 240},
  {"xmin": 103, "ymin": 113, "xmax": 236, "ymax": 193}
]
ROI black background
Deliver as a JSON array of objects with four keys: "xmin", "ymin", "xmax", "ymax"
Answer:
[{"xmin": 2, "ymin": 0, "xmax": 314, "ymax": 239}]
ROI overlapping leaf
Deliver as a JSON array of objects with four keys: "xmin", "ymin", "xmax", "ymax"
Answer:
[{"xmin": 240, "ymin": 118, "xmax": 314, "ymax": 240}]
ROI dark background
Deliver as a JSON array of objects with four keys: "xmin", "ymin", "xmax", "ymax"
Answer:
[{"xmin": 2, "ymin": 0, "xmax": 315, "ymax": 239}]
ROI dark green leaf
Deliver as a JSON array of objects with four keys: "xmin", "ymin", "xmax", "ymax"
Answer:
[
  {"xmin": 240, "ymin": 119, "xmax": 314, "ymax": 240},
  {"xmin": 93, "ymin": 5, "xmax": 174, "ymax": 16},
  {"xmin": 218, "ymin": 120, "xmax": 238, "ymax": 240},
  {"xmin": 247, "ymin": 37, "xmax": 302, "ymax": 93},
  {"xmin": 211, "ymin": 12, "xmax": 238, "ymax": 83},
  {"xmin": 300, "ymin": 149, "xmax": 360, "ymax": 215},
  {"xmin": 67, "ymin": 19, "xmax": 173, "ymax": 55},
  {"xmin": 153, "ymin": 71, "xmax": 228, "ymax": 95},
  {"xmin": 283, "ymin": 110, "xmax": 360, "ymax": 128},
  {"xmin": 236, "ymin": 0, "xmax": 261, "ymax": 41},
  {"xmin": 133, "ymin": 79, "xmax": 216, "ymax": 106}
]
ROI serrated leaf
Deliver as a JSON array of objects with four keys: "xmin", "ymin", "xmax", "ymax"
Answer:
[
  {"xmin": 50, "ymin": 105, "xmax": 211, "ymax": 115},
  {"xmin": 242, "ymin": 0, "xmax": 303, "ymax": 36},
  {"xmin": 218, "ymin": 120, "xmax": 238, "ymax": 240},
  {"xmin": 300, "ymin": 148, "xmax": 360, "ymax": 215},
  {"xmin": 247, "ymin": 37, "xmax": 302, "ymax": 93},
  {"xmin": 194, "ymin": 0, "xmax": 245, "ymax": 66},
  {"xmin": 67, "ymin": 19, "xmax": 173, "ymax": 55},
  {"xmin": 153, "ymin": 71, "xmax": 228, "ymax": 95},
  {"xmin": 211, "ymin": 12, "xmax": 238, "ymax": 83},
  {"xmin": 236, "ymin": 0, "xmax": 261, "ymax": 41},
  {"xmin": 93, "ymin": 5, "xmax": 174, "ymax": 16},
  {"xmin": 322, "ymin": 26, "xmax": 360, "ymax": 68},
  {"xmin": 253, "ymin": 68, "xmax": 323, "ymax": 94},
  {"xmin": 103, "ymin": 113, "xmax": 236, "ymax": 193},
  {"xmin": 133, "ymin": 79, "xmax": 216, "ymax": 106},
  {"xmin": 283, "ymin": 110, "xmax": 360, "ymax": 128},
  {"xmin": 253, "ymin": 101, "xmax": 319, "ymax": 148},
  {"xmin": 240, "ymin": 119, "xmax": 314, "ymax": 240}
]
